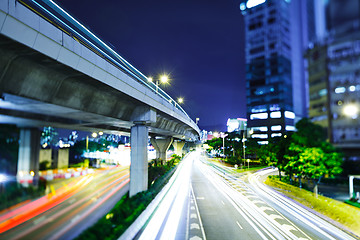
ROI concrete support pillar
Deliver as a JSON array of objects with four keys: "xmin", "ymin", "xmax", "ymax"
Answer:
[
  {"xmin": 17, "ymin": 128, "xmax": 41, "ymax": 186},
  {"xmin": 129, "ymin": 124, "xmax": 149, "ymax": 197},
  {"xmin": 172, "ymin": 140, "xmax": 185, "ymax": 156},
  {"xmin": 151, "ymin": 137, "xmax": 173, "ymax": 164}
]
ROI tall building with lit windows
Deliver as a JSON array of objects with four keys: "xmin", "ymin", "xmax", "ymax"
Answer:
[
  {"xmin": 306, "ymin": 0, "xmax": 360, "ymax": 158},
  {"xmin": 240, "ymin": 0, "xmax": 311, "ymax": 144}
]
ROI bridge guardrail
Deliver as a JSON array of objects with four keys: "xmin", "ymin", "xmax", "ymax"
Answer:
[{"xmin": 18, "ymin": 0, "xmax": 190, "ymax": 119}]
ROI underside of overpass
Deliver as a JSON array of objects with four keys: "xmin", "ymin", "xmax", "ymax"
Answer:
[{"xmin": 0, "ymin": 34, "xmax": 198, "ymax": 140}]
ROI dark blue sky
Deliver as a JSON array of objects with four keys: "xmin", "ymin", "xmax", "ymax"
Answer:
[{"xmin": 58, "ymin": 0, "xmax": 246, "ymax": 131}]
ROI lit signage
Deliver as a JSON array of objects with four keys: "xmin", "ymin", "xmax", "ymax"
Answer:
[{"xmin": 246, "ymin": 0, "xmax": 266, "ymax": 9}]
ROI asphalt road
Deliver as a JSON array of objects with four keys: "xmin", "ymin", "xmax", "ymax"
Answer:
[
  {"xmin": 0, "ymin": 166, "xmax": 129, "ymax": 240},
  {"xmin": 137, "ymin": 151, "xmax": 359, "ymax": 240}
]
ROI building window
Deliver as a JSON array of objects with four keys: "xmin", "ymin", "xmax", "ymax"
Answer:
[
  {"xmin": 271, "ymin": 125, "xmax": 282, "ymax": 131},
  {"xmin": 285, "ymin": 111, "xmax": 295, "ymax": 119},
  {"xmin": 252, "ymin": 134, "xmax": 268, "ymax": 139},
  {"xmin": 335, "ymin": 87, "xmax": 346, "ymax": 94},
  {"xmin": 250, "ymin": 112, "xmax": 268, "ymax": 120},
  {"xmin": 270, "ymin": 111, "xmax": 281, "ymax": 118},
  {"xmin": 251, "ymin": 126, "xmax": 268, "ymax": 132},
  {"xmin": 285, "ymin": 125, "xmax": 296, "ymax": 131}
]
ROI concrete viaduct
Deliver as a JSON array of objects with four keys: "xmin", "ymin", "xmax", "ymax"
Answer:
[{"xmin": 0, "ymin": 0, "xmax": 200, "ymax": 196}]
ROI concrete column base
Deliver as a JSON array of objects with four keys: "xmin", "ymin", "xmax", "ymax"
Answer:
[
  {"xmin": 130, "ymin": 124, "xmax": 149, "ymax": 197},
  {"xmin": 172, "ymin": 140, "xmax": 185, "ymax": 156},
  {"xmin": 151, "ymin": 137, "xmax": 173, "ymax": 164},
  {"xmin": 17, "ymin": 128, "xmax": 41, "ymax": 187}
]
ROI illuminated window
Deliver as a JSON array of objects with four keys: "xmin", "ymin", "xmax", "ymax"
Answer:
[
  {"xmin": 284, "ymin": 111, "xmax": 295, "ymax": 119},
  {"xmin": 251, "ymin": 105, "xmax": 267, "ymax": 113},
  {"xmin": 270, "ymin": 111, "xmax": 281, "ymax": 118},
  {"xmin": 285, "ymin": 125, "xmax": 296, "ymax": 131},
  {"xmin": 240, "ymin": 2, "xmax": 246, "ymax": 10},
  {"xmin": 319, "ymin": 89, "xmax": 327, "ymax": 96},
  {"xmin": 269, "ymin": 104, "xmax": 280, "ymax": 111},
  {"xmin": 258, "ymin": 141, "xmax": 269, "ymax": 145},
  {"xmin": 349, "ymin": 85, "xmax": 356, "ymax": 92},
  {"xmin": 250, "ymin": 113, "xmax": 268, "ymax": 120},
  {"xmin": 335, "ymin": 87, "xmax": 346, "ymax": 94},
  {"xmin": 246, "ymin": 0, "xmax": 266, "ymax": 8},
  {"xmin": 252, "ymin": 134, "xmax": 268, "ymax": 139},
  {"xmin": 251, "ymin": 126, "xmax": 268, "ymax": 132},
  {"xmin": 271, "ymin": 125, "xmax": 282, "ymax": 131},
  {"xmin": 271, "ymin": 133, "xmax": 282, "ymax": 137}
]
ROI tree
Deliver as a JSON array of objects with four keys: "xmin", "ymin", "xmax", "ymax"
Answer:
[
  {"xmin": 284, "ymin": 118, "xmax": 342, "ymax": 193},
  {"xmin": 260, "ymin": 136, "xmax": 291, "ymax": 181}
]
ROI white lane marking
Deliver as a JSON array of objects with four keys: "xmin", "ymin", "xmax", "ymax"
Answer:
[
  {"xmin": 191, "ymin": 206, "xmax": 195, "ymax": 210},
  {"xmin": 191, "ymin": 184, "xmax": 207, "ymax": 240},
  {"xmin": 196, "ymin": 197, "xmax": 205, "ymax": 200},
  {"xmin": 191, "ymin": 223, "xmax": 200, "ymax": 230},
  {"xmin": 281, "ymin": 224, "xmax": 297, "ymax": 232},
  {"xmin": 190, "ymin": 213, "xmax": 198, "ymax": 219},
  {"xmin": 236, "ymin": 221, "xmax": 243, "ymax": 230},
  {"xmin": 260, "ymin": 206, "xmax": 274, "ymax": 212},
  {"xmin": 268, "ymin": 214, "xmax": 283, "ymax": 221},
  {"xmin": 221, "ymin": 200, "xmax": 225, "ymax": 205},
  {"xmin": 190, "ymin": 236, "xmax": 202, "ymax": 240}
]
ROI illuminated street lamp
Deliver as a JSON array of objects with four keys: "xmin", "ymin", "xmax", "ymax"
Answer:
[
  {"xmin": 220, "ymin": 132, "xmax": 228, "ymax": 158},
  {"xmin": 343, "ymin": 104, "xmax": 359, "ymax": 119},
  {"xmin": 177, "ymin": 97, "xmax": 184, "ymax": 104},
  {"xmin": 243, "ymin": 129, "xmax": 253, "ymax": 167},
  {"xmin": 148, "ymin": 75, "xmax": 169, "ymax": 93}
]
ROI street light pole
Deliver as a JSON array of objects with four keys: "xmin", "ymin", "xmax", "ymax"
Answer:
[
  {"xmin": 223, "ymin": 136, "xmax": 225, "ymax": 157},
  {"xmin": 243, "ymin": 131, "xmax": 246, "ymax": 166}
]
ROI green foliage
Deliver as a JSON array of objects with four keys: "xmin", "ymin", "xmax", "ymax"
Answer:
[
  {"xmin": 206, "ymin": 137, "xmax": 222, "ymax": 150},
  {"xmin": 266, "ymin": 176, "xmax": 360, "ymax": 236},
  {"xmin": 225, "ymin": 156, "xmax": 241, "ymax": 165},
  {"xmin": 258, "ymin": 118, "xmax": 343, "ymax": 187},
  {"xmin": 39, "ymin": 160, "xmax": 51, "ymax": 171},
  {"xmin": 0, "ymin": 125, "xmax": 19, "ymax": 175},
  {"xmin": 283, "ymin": 119, "xmax": 343, "ymax": 188},
  {"xmin": 0, "ymin": 180, "xmax": 46, "ymax": 211},
  {"xmin": 76, "ymin": 155, "xmax": 182, "ymax": 240}
]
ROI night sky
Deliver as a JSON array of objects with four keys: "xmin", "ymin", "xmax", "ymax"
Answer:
[{"xmin": 57, "ymin": 0, "xmax": 246, "ymax": 132}]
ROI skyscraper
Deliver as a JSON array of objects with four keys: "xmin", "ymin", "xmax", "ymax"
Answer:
[
  {"xmin": 306, "ymin": 0, "xmax": 360, "ymax": 158},
  {"xmin": 240, "ymin": 0, "xmax": 310, "ymax": 143}
]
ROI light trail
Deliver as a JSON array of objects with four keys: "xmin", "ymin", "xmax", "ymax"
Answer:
[
  {"xmin": 138, "ymin": 153, "xmax": 194, "ymax": 240},
  {"xmin": 249, "ymin": 169, "xmax": 358, "ymax": 240},
  {"xmin": 0, "ymin": 167, "xmax": 129, "ymax": 239}
]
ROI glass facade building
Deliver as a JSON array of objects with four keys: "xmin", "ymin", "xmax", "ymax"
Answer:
[{"xmin": 240, "ymin": 0, "xmax": 309, "ymax": 143}]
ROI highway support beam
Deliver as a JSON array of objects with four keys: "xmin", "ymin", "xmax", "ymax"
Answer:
[
  {"xmin": 151, "ymin": 137, "xmax": 173, "ymax": 165},
  {"xmin": 17, "ymin": 128, "xmax": 41, "ymax": 187},
  {"xmin": 129, "ymin": 107, "xmax": 156, "ymax": 197},
  {"xmin": 172, "ymin": 140, "xmax": 185, "ymax": 156}
]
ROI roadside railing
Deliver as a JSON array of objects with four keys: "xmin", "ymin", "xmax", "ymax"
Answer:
[{"xmin": 18, "ymin": 0, "xmax": 190, "ymax": 118}]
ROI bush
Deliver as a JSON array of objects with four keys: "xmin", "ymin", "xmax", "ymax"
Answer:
[
  {"xmin": 0, "ymin": 179, "xmax": 46, "ymax": 211},
  {"xmin": 225, "ymin": 156, "xmax": 241, "ymax": 165}
]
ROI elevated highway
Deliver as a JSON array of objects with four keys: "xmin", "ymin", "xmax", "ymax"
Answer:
[{"xmin": 0, "ymin": 0, "xmax": 200, "ymax": 195}]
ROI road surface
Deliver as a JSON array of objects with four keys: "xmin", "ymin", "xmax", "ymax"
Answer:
[
  {"xmin": 0, "ymin": 166, "xmax": 129, "ymax": 240},
  {"xmin": 137, "ymin": 151, "xmax": 359, "ymax": 240}
]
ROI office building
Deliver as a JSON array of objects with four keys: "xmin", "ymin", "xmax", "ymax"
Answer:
[
  {"xmin": 306, "ymin": 0, "xmax": 360, "ymax": 158},
  {"xmin": 240, "ymin": 0, "xmax": 310, "ymax": 143}
]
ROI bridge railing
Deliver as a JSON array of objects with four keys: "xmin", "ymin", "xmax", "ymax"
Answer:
[{"xmin": 18, "ymin": 0, "xmax": 190, "ymax": 119}]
